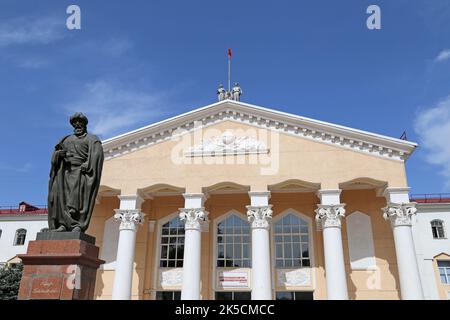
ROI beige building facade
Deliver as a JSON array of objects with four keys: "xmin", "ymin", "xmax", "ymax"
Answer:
[{"xmin": 88, "ymin": 100, "xmax": 424, "ymax": 300}]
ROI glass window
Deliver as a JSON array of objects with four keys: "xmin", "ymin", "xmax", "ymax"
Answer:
[
  {"xmin": 431, "ymin": 220, "xmax": 446, "ymax": 239},
  {"xmin": 156, "ymin": 291, "xmax": 181, "ymax": 300},
  {"xmin": 216, "ymin": 214, "xmax": 251, "ymax": 268},
  {"xmin": 274, "ymin": 214, "xmax": 310, "ymax": 268},
  {"xmin": 215, "ymin": 291, "xmax": 251, "ymax": 300},
  {"xmin": 275, "ymin": 291, "xmax": 314, "ymax": 300},
  {"xmin": 438, "ymin": 260, "xmax": 450, "ymax": 284},
  {"xmin": 160, "ymin": 216, "xmax": 185, "ymax": 268},
  {"xmin": 14, "ymin": 229, "xmax": 27, "ymax": 246}
]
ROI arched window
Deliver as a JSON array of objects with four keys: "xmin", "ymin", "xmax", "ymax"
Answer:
[
  {"xmin": 431, "ymin": 220, "xmax": 446, "ymax": 239},
  {"xmin": 14, "ymin": 229, "xmax": 27, "ymax": 246},
  {"xmin": 216, "ymin": 213, "xmax": 251, "ymax": 268},
  {"xmin": 274, "ymin": 213, "xmax": 310, "ymax": 268},
  {"xmin": 159, "ymin": 216, "xmax": 185, "ymax": 268}
]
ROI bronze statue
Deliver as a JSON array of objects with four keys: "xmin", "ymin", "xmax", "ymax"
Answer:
[{"xmin": 47, "ymin": 112, "xmax": 104, "ymax": 232}]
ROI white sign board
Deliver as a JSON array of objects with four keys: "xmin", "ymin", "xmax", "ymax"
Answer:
[{"xmin": 217, "ymin": 271, "xmax": 249, "ymax": 289}]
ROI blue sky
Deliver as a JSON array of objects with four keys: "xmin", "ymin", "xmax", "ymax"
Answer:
[{"xmin": 1, "ymin": 0, "xmax": 450, "ymax": 205}]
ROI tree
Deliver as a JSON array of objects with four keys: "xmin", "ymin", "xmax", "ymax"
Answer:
[{"xmin": 0, "ymin": 263, "xmax": 23, "ymax": 300}]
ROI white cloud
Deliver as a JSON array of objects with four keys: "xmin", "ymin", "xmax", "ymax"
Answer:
[
  {"xmin": 415, "ymin": 96, "xmax": 450, "ymax": 187},
  {"xmin": 17, "ymin": 57, "xmax": 48, "ymax": 69},
  {"xmin": 63, "ymin": 80, "xmax": 171, "ymax": 138},
  {"xmin": 103, "ymin": 38, "xmax": 133, "ymax": 58},
  {"xmin": 434, "ymin": 49, "xmax": 450, "ymax": 62},
  {"xmin": 0, "ymin": 15, "xmax": 65, "ymax": 47},
  {"xmin": 0, "ymin": 162, "xmax": 32, "ymax": 173}
]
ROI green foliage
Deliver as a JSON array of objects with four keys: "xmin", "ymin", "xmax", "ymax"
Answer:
[{"xmin": 0, "ymin": 263, "xmax": 23, "ymax": 300}]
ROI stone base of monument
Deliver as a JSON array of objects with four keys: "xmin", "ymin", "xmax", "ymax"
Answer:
[{"xmin": 17, "ymin": 232, "xmax": 104, "ymax": 300}]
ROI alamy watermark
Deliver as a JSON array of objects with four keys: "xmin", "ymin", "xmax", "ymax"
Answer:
[
  {"xmin": 66, "ymin": 5, "xmax": 81, "ymax": 30},
  {"xmin": 367, "ymin": 5, "xmax": 381, "ymax": 30}
]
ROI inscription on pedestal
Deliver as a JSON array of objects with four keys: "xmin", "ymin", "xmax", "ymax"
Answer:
[{"xmin": 31, "ymin": 278, "xmax": 62, "ymax": 299}]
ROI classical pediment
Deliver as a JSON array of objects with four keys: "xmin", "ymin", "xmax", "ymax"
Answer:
[{"xmin": 102, "ymin": 100, "xmax": 417, "ymax": 161}]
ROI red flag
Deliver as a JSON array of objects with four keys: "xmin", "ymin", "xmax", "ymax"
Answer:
[{"xmin": 228, "ymin": 48, "xmax": 232, "ymax": 58}]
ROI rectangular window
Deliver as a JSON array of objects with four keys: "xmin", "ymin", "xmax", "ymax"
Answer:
[
  {"xmin": 215, "ymin": 291, "xmax": 251, "ymax": 300},
  {"xmin": 156, "ymin": 291, "xmax": 181, "ymax": 300},
  {"xmin": 159, "ymin": 217, "xmax": 184, "ymax": 268},
  {"xmin": 275, "ymin": 291, "xmax": 314, "ymax": 300},
  {"xmin": 438, "ymin": 260, "xmax": 450, "ymax": 284}
]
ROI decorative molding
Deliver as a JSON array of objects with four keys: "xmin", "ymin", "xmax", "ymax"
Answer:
[
  {"xmin": 113, "ymin": 209, "xmax": 145, "ymax": 231},
  {"xmin": 315, "ymin": 204, "xmax": 346, "ymax": 230},
  {"xmin": 246, "ymin": 205, "xmax": 273, "ymax": 229},
  {"xmin": 382, "ymin": 202, "xmax": 417, "ymax": 227},
  {"xmin": 178, "ymin": 208, "xmax": 209, "ymax": 230},
  {"xmin": 185, "ymin": 132, "xmax": 268, "ymax": 157},
  {"xmin": 159, "ymin": 268, "xmax": 183, "ymax": 288},
  {"xmin": 102, "ymin": 101, "xmax": 417, "ymax": 162},
  {"xmin": 277, "ymin": 268, "xmax": 311, "ymax": 287}
]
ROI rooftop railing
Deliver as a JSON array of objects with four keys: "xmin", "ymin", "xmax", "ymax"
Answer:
[
  {"xmin": 410, "ymin": 193, "xmax": 450, "ymax": 203},
  {"xmin": 0, "ymin": 205, "xmax": 48, "ymax": 214}
]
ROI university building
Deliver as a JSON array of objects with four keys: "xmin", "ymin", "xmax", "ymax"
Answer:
[{"xmin": 38, "ymin": 98, "xmax": 450, "ymax": 300}]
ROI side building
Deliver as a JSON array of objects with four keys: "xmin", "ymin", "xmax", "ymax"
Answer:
[
  {"xmin": 412, "ymin": 194, "xmax": 450, "ymax": 300},
  {"xmin": 0, "ymin": 202, "xmax": 48, "ymax": 268}
]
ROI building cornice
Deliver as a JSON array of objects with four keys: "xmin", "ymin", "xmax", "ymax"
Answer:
[{"xmin": 102, "ymin": 100, "xmax": 417, "ymax": 162}]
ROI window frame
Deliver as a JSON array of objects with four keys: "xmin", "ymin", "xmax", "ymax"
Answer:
[
  {"xmin": 13, "ymin": 228, "xmax": 27, "ymax": 246},
  {"xmin": 155, "ymin": 290, "xmax": 181, "ymax": 300},
  {"xmin": 270, "ymin": 209, "xmax": 315, "ymax": 298},
  {"xmin": 431, "ymin": 219, "xmax": 446, "ymax": 239},
  {"xmin": 215, "ymin": 291, "xmax": 251, "ymax": 300},
  {"xmin": 152, "ymin": 211, "xmax": 186, "ymax": 299},
  {"xmin": 213, "ymin": 210, "xmax": 252, "ymax": 292},
  {"xmin": 437, "ymin": 260, "xmax": 450, "ymax": 284}
]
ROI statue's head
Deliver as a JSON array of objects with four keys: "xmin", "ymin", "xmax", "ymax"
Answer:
[
  {"xmin": 218, "ymin": 84, "xmax": 224, "ymax": 89},
  {"xmin": 234, "ymin": 82, "xmax": 239, "ymax": 86},
  {"xmin": 70, "ymin": 112, "xmax": 88, "ymax": 136}
]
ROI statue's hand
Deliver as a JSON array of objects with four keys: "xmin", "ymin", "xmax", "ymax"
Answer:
[{"xmin": 80, "ymin": 162, "xmax": 89, "ymax": 173}]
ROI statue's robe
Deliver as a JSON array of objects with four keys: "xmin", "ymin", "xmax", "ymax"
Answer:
[{"xmin": 48, "ymin": 133, "xmax": 104, "ymax": 232}]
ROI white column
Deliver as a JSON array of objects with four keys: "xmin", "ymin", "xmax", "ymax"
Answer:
[
  {"xmin": 179, "ymin": 193, "xmax": 208, "ymax": 300},
  {"xmin": 315, "ymin": 189, "xmax": 349, "ymax": 300},
  {"xmin": 383, "ymin": 187, "xmax": 424, "ymax": 300},
  {"xmin": 111, "ymin": 195, "xmax": 145, "ymax": 300},
  {"xmin": 246, "ymin": 191, "xmax": 272, "ymax": 300}
]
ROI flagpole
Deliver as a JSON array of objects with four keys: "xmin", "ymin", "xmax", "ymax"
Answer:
[{"xmin": 228, "ymin": 52, "xmax": 231, "ymax": 92}]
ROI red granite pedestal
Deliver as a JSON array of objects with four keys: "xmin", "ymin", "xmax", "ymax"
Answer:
[{"xmin": 18, "ymin": 233, "xmax": 104, "ymax": 300}]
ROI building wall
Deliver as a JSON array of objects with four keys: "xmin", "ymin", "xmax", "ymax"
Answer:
[
  {"xmin": 412, "ymin": 203, "xmax": 450, "ymax": 300},
  {"xmin": 100, "ymin": 120, "xmax": 409, "ymax": 194},
  {"xmin": 91, "ymin": 118, "xmax": 409, "ymax": 299},
  {"xmin": 0, "ymin": 215, "xmax": 48, "ymax": 265},
  {"xmin": 91, "ymin": 189, "xmax": 401, "ymax": 300}
]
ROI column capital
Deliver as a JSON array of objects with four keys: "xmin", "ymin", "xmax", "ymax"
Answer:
[
  {"xmin": 179, "ymin": 208, "xmax": 209, "ymax": 231},
  {"xmin": 383, "ymin": 187, "xmax": 411, "ymax": 203},
  {"xmin": 117, "ymin": 194, "xmax": 145, "ymax": 210},
  {"xmin": 382, "ymin": 202, "xmax": 417, "ymax": 227},
  {"xmin": 316, "ymin": 189, "xmax": 342, "ymax": 205},
  {"xmin": 114, "ymin": 209, "xmax": 145, "ymax": 231},
  {"xmin": 246, "ymin": 205, "xmax": 273, "ymax": 230},
  {"xmin": 315, "ymin": 204, "xmax": 346, "ymax": 230},
  {"xmin": 182, "ymin": 193, "xmax": 206, "ymax": 208}
]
